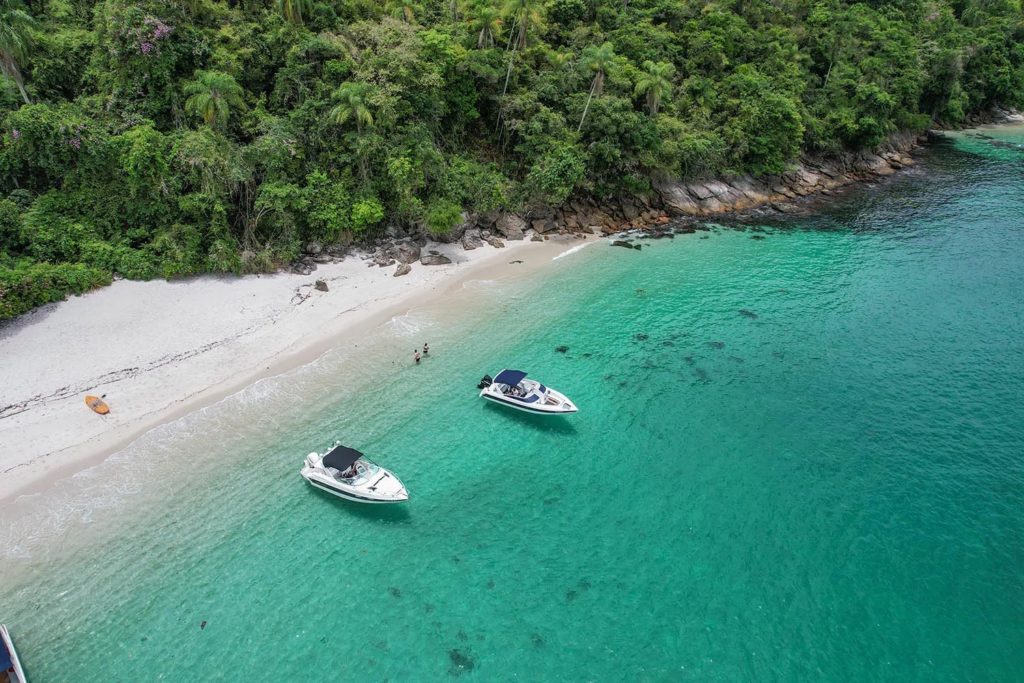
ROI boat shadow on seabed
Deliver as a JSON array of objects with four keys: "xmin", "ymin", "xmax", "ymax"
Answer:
[{"xmin": 482, "ymin": 402, "xmax": 579, "ymax": 435}]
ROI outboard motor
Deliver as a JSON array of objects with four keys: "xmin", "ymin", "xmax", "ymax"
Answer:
[{"xmin": 477, "ymin": 374, "xmax": 493, "ymax": 389}]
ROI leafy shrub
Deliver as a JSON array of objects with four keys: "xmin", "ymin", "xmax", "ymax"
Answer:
[
  {"xmin": 351, "ymin": 196, "xmax": 384, "ymax": 233},
  {"xmin": 303, "ymin": 170, "xmax": 352, "ymax": 243},
  {"xmin": 424, "ymin": 199, "xmax": 463, "ymax": 237},
  {"xmin": 525, "ymin": 143, "xmax": 586, "ymax": 205},
  {"xmin": 0, "ymin": 260, "xmax": 111, "ymax": 320}
]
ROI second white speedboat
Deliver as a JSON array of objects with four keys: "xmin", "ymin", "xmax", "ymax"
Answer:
[
  {"xmin": 300, "ymin": 444, "xmax": 408, "ymax": 504},
  {"xmin": 478, "ymin": 369, "xmax": 578, "ymax": 415}
]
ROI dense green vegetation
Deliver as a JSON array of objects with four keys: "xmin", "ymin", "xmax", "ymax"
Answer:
[{"xmin": 0, "ymin": 0, "xmax": 1021, "ymax": 318}]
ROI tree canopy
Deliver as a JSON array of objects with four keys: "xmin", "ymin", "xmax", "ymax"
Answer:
[{"xmin": 0, "ymin": 0, "xmax": 1021, "ymax": 318}]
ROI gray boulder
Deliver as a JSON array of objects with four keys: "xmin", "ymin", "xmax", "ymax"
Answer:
[
  {"xmin": 434, "ymin": 212, "xmax": 474, "ymax": 244},
  {"xmin": 495, "ymin": 213, "xmax": 526, "ymax": 240},
  {"xmin": 420, "ymin": 253, "xmax": 453, "ymax": 266},
  {"xmin": 390, "ymin": 241, "xmax": 421, "ymax": 264},
  {"xmin": 394, "ymin": 263, "xmax": 412, "ymax": 277}
]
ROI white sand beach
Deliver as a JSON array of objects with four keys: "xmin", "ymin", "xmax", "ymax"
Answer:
[{"xmin": 0, "ymin": 237, "xmax": 586, "ymax": 503}]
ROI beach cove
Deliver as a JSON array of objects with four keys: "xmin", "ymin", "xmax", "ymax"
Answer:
[{"xmin": 1, "ymin": 125, "xmax": 1023, "ymax": 680}]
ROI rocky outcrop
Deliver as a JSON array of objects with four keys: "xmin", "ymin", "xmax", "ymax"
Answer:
[
  {"xmin": 290, "ymin": 127, "xmax": 942, "ymax": 276},
  {"xmin": 461, "ymin": 228, "xmax": 484, "ymax": 250},
  {"xmin": 389, "ymin": 241, "xmax": 421, "ymax": 265},
  {"xmin": 654, "ymin": 131, "xmax": 921, "ymax": 218},
  {"xmin": 433, "ymin": 212, "xmax": 474, "ymax": 244},
  {"xmin": 494, "ymin": 213, "xmax": 526, "ymax": 240},
  {"xmin": 393, "ymin": 263, "xmax": 411, "ymax": 277}
]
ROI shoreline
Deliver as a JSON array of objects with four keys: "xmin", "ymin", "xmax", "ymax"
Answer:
[
  {"xmin": 3, "ymin": 118, "xmax": 1019, "ymax": 508},
  {"xmin": 0, "ymin": 235, "xmax": 593, "ymax": 504}
]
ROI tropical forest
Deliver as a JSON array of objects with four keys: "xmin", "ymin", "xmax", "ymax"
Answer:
[{"xmin": 0, "ymin": 0, "xmax": 1021, "ymax": 317}]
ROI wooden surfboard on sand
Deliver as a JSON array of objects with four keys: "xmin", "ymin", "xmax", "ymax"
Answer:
[{"xmin": 85, "ymin": 395, "xmax": 110, "ymax": 414}]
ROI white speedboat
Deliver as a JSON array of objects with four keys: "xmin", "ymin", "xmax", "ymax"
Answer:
[
  {"xmin": 300, "ymin": 444, "xmax": 408, "ymax": 504},
  {"xmin": 478, "ymin": 369, "xmax": 578, "ymax": 415},
  {"xmin": 1, "ymin": 624, "xmax": 27, "ymax": 683}
]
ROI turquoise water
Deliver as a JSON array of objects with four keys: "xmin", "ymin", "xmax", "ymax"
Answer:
[{"xmin": 3, "ymin": 127, "xmax": 1024, "ymax": 681}]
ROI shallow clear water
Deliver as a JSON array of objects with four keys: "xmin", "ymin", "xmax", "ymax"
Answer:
[{"xmin": 3, "ymin": 127, "xmax": 1024, "ymax": 681}]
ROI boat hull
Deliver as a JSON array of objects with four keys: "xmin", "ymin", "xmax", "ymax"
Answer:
[
  {"xmin": 1, "ymin": 624, "xmax": 27, "ymax": 683},
  {"xmin": 302, "ymin": 474, "xmax": 407, "ymax": 503},
  {"xmin": 480, "ymin": 389, "xmax": 578, "ymax": 415}
]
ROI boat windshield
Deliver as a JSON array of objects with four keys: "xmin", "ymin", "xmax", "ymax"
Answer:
[{"xmin": 331, "ymin": 459, "xmax": 379, "ymax": 483}]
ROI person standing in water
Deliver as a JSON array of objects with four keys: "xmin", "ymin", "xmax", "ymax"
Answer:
[
  {"xmin": 423, "ymin": 342, "xmax": 429, "ymax": 356},
  {"xmin": 414, "ymin": 350, "xmax": 421, "ymax": 364}
]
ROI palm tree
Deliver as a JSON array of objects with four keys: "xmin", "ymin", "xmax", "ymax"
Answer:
[
  {"xmin": 276, "ymin": 0, "xmax": 312, "ymax": 25},
  {"xmin": 0, "ymin": 0, "xmax": 35, "ymax": 105},
  {"xmin": 468, "ymin": 5, "xmax": 502, "ymax": 49},
  {"xmin": 634, "ymin": 60, "xmax": 674, "ymax": 116},
  {"xmin": 577, "ymin": 42, "xmax": 615, "ymax": 131},
  {"xmin": 496, "ymin": 0, "xmax": 542, "ymax": 125},
  {"xmin": 330, "ymin": 81, "xmax": 376, "ymax": 133},
  {"xmin": 184, "ymin": 70, "xmax": 246, "ymax": 128},
  {"xmin": 386, "ymin": 0, "xmax": 420, "ymax": 23},
  {"xmin": 503, "ymin": 0, "xmax": 541, "ymax": 50}
]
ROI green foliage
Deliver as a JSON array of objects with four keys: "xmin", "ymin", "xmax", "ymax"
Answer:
[
  {"xmin": 330, "ymin": 81, "xmax": 376, "ymax": 130},
  {"xmin": 277, "ymin": 0, "xmax": 312, "ymax": 26},
  {"xmin": 0, "ymin": 0, "xmax": 36, "ymax": 104},
  {"xmin": 350, "ymin": 196, "xmax": 384, "ymax": 232},
  {"xmin": 303, "ymin": 170, "xmax": 352, "ymax": 242},
  {"xmin": 184, "ymin": 70, "xmax": 246, "ymax": 128},
  {"xmin": 0, "ymin": 259, "xmax": 110, "ymax": 319},
  {"xmin": 424, "ymin": 198, "xmax": 462, "ymax": 237},
  {"xmin": 0, "ymin": 0, "xmax": 1021, "ymax": 317},
  {"xmin": 721, "ymin": 66, "xmax": 804, "ymax": 174},
  {"xmin": 0, "ymin": 196, "xmax": 21, "ymax": 251},
  {"xmin": 525, "ymin": 142, "xmax": 586, "ymax": 204},
  {"xmin": 634, "ymin": 61, "xmax": 674, "ymax": 117}
]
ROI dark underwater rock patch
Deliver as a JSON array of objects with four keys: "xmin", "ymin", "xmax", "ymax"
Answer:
[
  {"xmin": 448, "ymin": 649, "xmax": 475, "ymax": 675},
  {"xmin": 694, "ymin": 368, "xmax": 710, "ymax": 383},
  {"xmin": 707, "ymin": 341, "xmax": 725, "ymax": 350},
  {"xmin": 389, "ymin": 587, "xmax": 402, "ymax": 598},
  {"xmin": 531, "ymin": 633, "xmax": 545, "ymax": 648},
  {"xmin": 555, "ymin": 345, "xmax": 569, "ymax": 353},
  {"xmin": 739, "ymin": 309, "xmax": 758, "ymax": 319},
  {"xmin": 634, "ymin": 333, "xmax": 649, "ymax": 341}
]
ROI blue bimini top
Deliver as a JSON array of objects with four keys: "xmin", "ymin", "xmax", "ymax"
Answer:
[{"xmin": 493, "ymin": 369, "xmax": 528, "ymax": 386}]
